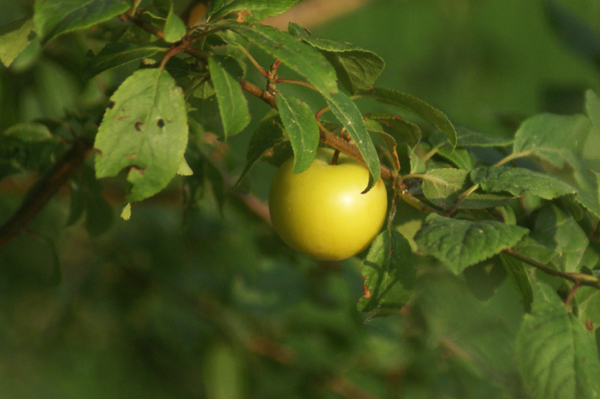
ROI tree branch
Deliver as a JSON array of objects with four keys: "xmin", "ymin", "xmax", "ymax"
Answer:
[{"xmin": 0, "ymin": 138, "xmax": 94, "ymax": 251}]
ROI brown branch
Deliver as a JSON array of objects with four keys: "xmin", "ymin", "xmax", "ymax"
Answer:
[
  {"xmin": 503, "ymin": 248, "xmax": 600, "ymax": 290},
  {"xmin": 0, "ymin": 138, "xmax": 93, "ymax": 251}
]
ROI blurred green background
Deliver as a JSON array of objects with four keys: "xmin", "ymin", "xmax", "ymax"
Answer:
[{"xmin": 1, "ymin": 0, "xmax": 599, "ymax": 397}]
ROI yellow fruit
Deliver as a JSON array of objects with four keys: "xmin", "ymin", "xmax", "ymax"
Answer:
[{"xmin": 268, "ymin": 148, "xmax": 388, "ymax": 261}]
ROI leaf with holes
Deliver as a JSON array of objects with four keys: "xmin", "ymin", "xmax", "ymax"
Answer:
[
  {"xmin": 94, "ymin": 68, "xmax": 188, "ymax": 203},
  {"xmin": 516, "ymin": 281, "xmax": 600, "ymax": 399},
  {"xmin": 275, "ymin": 93, "xmax": 319, "ymax": 174},
  {"xmin": 414, "ymin": 214, "xmax": 529, "ymax": 274},
  {"xmin": 208, "ymin": 55, "xmax": 251, "ymax": 138},
  {"xmin": 34, "ymin": 0, "xmax": 130, "ymax": 43},
  {"xmin": 357, "ymin": 230, "xmax": 416, "ymax": 317}
]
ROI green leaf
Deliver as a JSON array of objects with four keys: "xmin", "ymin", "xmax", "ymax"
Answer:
[
  {"xmin": 576, "ymin": 287, "xmax": 600, "ymax": 326},
  {"xmin": 499, "ymin": 253, "xmax": 533, "ymax": 313},
  {"xmin": 0, "ymin": 122, "xmax": 58, "ymax": 170},
  {"xmin": 436, "ymin": 147, "xmax": 475, "ymax": 170},
  {"xmin": 414, "ymin": 214, "xmax": 529, "ymax": 274},
  {"xmin": 357, "ymin": 230, "xmax": 416, "ymax": 316},
  {"xmin": 516, "ymin": 281, "xmax": 600, "ymax": 399},
  {"xmin": 356, "ymin": 87, "xmax": 457, "ymax": 149},
  {"xmin": 471, "ymin": 166, "xmax": 577, "ymax": 200},
  {"xmin": 302, "ymin": 36, "xmax": 384, "ymax": 94},
  {"xmin": 325, "ymin": 91, "xmax": 380, "ymax": 191},
  {"xmin": 85, "ymin": 42, "xmax": 167, "ymax": 78},
  {"xmin": 94, "ymin": 68, "xmax": 189, "ymax": 203},
  {"xmin": 454, "ymin": 126, "xmax": 513, "ymax": 147},
  {"xmin": 210, "ymin": 0, "xmax": 301, "ymax": 21},
  {"xmin": 405, "ymin": 144, "xmax": 426, "ymax": 174},
  {"xmin": 233, "ymin": 113, "xmax": 284, "ymax": 188},
  {"xmin": 164, "ymin": 6, "xmax": 187, "ymax": 43},
  {"xmin": 208, "ymin": 55, "xmax": 251, "ymax": 138},
  {"xmin": 34, "ymin": 0, "xmax": 130, "ymax": 44},
  {"xmin": 422, "ymin": 168, "xmax": 513, "ymax": 210},
  {"xmin": 225, "ymin": 23, "xmax": 337, "ymax": 95},
  {"xmin": 367, "ymin": 113, "xmax": 421, "ymax": 149},
  {"xmin": 512, "ymin": 113, "xmax": 591, "ymax": 168},
  {"xmin": 585, "ymin": 89, "xmax": 600, "ymax": 129},
  {"xmin": 0, "ymin": 17, "xmax": 35, "ymax": 68},
  {"xmin": 275, "ymin": 93, "xmax": 319, "ymax": 174},
  {"xmin": 525, "ymin": 204, "xmax": 589, "ymax": 273}
]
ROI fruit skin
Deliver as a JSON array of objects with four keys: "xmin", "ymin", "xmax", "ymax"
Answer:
[{"xmin": 268, "ymin": 148, "xmax": 388, "ymax": 261}]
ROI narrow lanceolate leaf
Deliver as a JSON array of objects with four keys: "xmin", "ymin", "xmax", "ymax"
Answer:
[
  {"xmin": 0, "ymin": 17, "xmax": 35, "ymax": 67},
  {"xmin": 85, "ymin": 42, "xmax": 167, "ymax": 78},
  {"xmin": 356, "ymin": 87, "xmax": 457, "ymax": 149},
  {"xmin": 512, "ymin": 113, "xmax": 591, "ymax": 168},
  {"xmin": 164, "ymin": 6, "xmax": 187, "ymax": 43},
  {"xmin": 516, "ymin": 282, "xmax": 600, "ymax": 399},
  {"xmin": 471, "ymin": 166, "xmax": 577, "ymax": 200},
  {"xmin": 233, "ymin": 113, "xmax": 285, "ymax": 189},
  {"xmin": 414, "ymin": 214, "xmax": 529, "ymax": 274},
  {"xmin": 94, "ymin": 69, "xmax": 188, "ymax": 203},
  {"xmin": 499, "ymin": 253, "xmax": 533, "ymax": 313},
  {"xmin": 275, "ymin": 93, "xmax": 319, "ymax": 174},
  {"xmin": 300, "ymin": 34, "xmax": 384, "ymax": 94},
  {"xmin": 225, "ymin": 23, "xmax": 337, "ymax": 95},
  {"xmin": 34, "ymin": 0, "xmax": 130, "ymax": 44},
  {"xmin": 208, "ymin": 55, "xmax": 250, "ymax": 138},
  {"xmin": 210, "ymin": 0, "xmax": 301, "ymax": 21},
  {"xmin": 422, "ymin": 168, "xmax": 513, "ymax": 210},
  {"xmin": 357, "ymin": 230, "xmax": 416, "ymax": 317},
  {"xmin": 325, "ymin": 91, "xmax": 380, "ymax": 191}
]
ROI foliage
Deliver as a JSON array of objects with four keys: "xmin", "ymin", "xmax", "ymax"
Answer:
[{"xmin": 0, "ymin": 0, "xmax": 599, "ymax": 398}]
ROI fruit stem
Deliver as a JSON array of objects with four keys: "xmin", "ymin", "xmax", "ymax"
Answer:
[{"xmin": 331, "ymin": 149, "xmax": 340, "ymax": 165}]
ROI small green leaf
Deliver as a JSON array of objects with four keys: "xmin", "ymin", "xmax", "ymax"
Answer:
[
  {"xmin": 95, "ymin": 69, "xmax": 189, "ymax": 202},
  {"xmin": 226, "ymin": 23, "xmax": 337, "ymax": 95},
  {"xmin": 454, "ymin": 126, "xmax": 513, "ymax": 147},
  {"xmin": 576, "ymin": 287, "xmax": 600, "ymax": 326},
  {"xmin": 436, "ymin": 147, "xmax": 475, "ymax": 170},
  {"xmin": 275, "ymin": 93, "xmax": 319, "ymax": 174},
  {"xmin": 512, "ymin": 113, "xmax": 591, "ymax": 168},
  {"xmin": 164, "ymin": 6, "xmax": 187, "ymax": 43},
  {"xmin": 233, "ymin": 113, "xmax": 285, "ymax": 188},
  {"xmin": 0, "ymin": 17, "xmax": 35, "ymax": 68},
  {"xmin": 422, "ymin": 168, "xmax": 513, "ymax": 210},
  {"xmin": 302, "ymin": 36, "xmax": 384, "ymax": 94},
  {"xmin": 177, "ymin": 157, "xmax": 193, "ymax": 176},
  {"xmin": 208, "ymin": 55, "xmax": 251, "ymax": 138},
  {"xmin": 367, "ymin": 113, "xmax": 421, "ymax": 149},
  {"xmin": 526, "ymin": 204, "xmax": 589, "ymax": 273},
  {"xmin": 414, "ymin": 214, "xmax": 529, "ymax": 274},
  {"xmin": 85, "ymin": 42, "xmax": 168, "ymax": 78},
  {"xmin": 471, "ymin": 166, "xmax": 577, "ymax": 200},
  {"xmin": 585, "ymin": 89, "xmax": 600, "ymax": 128},
  {"xmin": 120, "ymin": 203, "xmax": 131, "ymax": 220},
  {"xmin": 34, "ymin": 0, "xmax": 130, "ymax": 43},
  {"xmin": 516, "ymin": 281, "xmax": 600, "ymax": 399},
  {"xmin": 357, "ymin": 230, "xmax": 416, "ymax": 316},
  {"xmin": 573, "ymin": 171, "xmax": 600, "ymax": 218},
  {"xmin": 210, "ymin": 0, "xmax": 301, "ymax": 21},
  {"xmin": 499, "ymin": 253, "xmax": 533, "ymax": 313},
  {"xmin": 356, "ymin": 87, "xmax": 457, "ymax": 149},
  {"xmin": 325, "ymin": 91, "xmax": 380, "ymax": 191}
]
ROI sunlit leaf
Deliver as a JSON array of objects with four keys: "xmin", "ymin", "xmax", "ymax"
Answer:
[
  {"xmin": 0, "ymin": 17, "xmax": 35, "ymax": 68},
  {"xmin": 164, "ymin": 6, "xmax": 187, "ymax": 43},
  {"xmin": 95, "ymin": 68, "xmax": 188, "ymax": 202}
]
